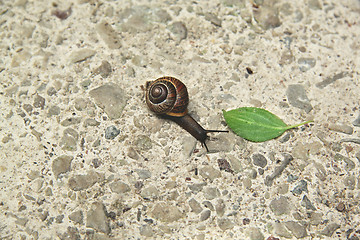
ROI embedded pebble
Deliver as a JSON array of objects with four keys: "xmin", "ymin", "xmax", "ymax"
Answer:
[
  {"xmin": 292, "ymin": 180, "xmax": 308, "ymax": 195},
  {"xmin": 135, "ymin": 169, "xmax": 152, "ymax": 180},
  {"xmin": 316, "ymin": 72, "xmax": 348, "ymax": 89},
  {"xmin": 272, "ymin": 222, "xmax": 292, "ymax": 238},
  {"xmin": 217, "ymin": 218, "xmax": 234, "ymax": 231},
  {"xmin": 204, "ymin": 13, "xmax": 222, "ymax": 27},
  {"xmin": 86, "ymin": 202, "xmax": 110, "ymax": 234},
  {"xmin": 252, "ymin": 153, "xmax": 267, "ymax": 168},
  {"xmin": 188, "ymin": 183, "xmax": 207, "ymax": 193},
  {"xmin": 215, "ymin": 199, "xmax": 225, "ymax": 217},
  {"xmin": 298, "ymin": 58, "xmax": 316, "ymax": 72},
  {"xmin": 69, "ymin": 210, "xmax": 83, "ymax": 224},
  {"xmin": 269, "ymin": 196, "xmax": 290, "ymax": 215},
  {"xmin": 140, "ymin": 185, "xmax": 159, "ymax": 199},
  {"xmin": 47, "ymin": 106, "xmax": 60, "ymax": 117},
  {"xmin": 301, "ymin": 195, "xmax": 316, "ymax": 210},
  {"xmin": 168, "ymin": 21, "xmax": 187, "ymax": 42},
  {"xmin": 68, "ymin": 171, "xmax": 105, "ymax": 191},
  {"xmin": 105, "ymin": 126, "xmax": 120, "ymax": 140},
  {"xmin": 109, "ymin": 180, "xmax": 131, "ymax": 194},
  {"xmin": 189, "ymin": 198, "xmax": 203, "ymax": 214},
  {"xmin": 246, "ymin": 227, "xmax": 264, "ymax": 240},
  {"xmin": 69, "ymin": 49, "xmax": 96, "ymax": 63},
  {"xmin": 90, "ymin": 84, "xmax": 128, "ymax": 120},
  {"xmin": 343, "ymin": 176, "xmax": 356, "ymax": 190},
  {"xmin": 199, "ymin": 166, "xmax": 221, "ymax": 182},
  {"xmin": 202, "ymin": 201, "xmax": 215, "ymax": 211},
  {"xmin": 96, "ymin": 21, "xmax": 122, "ymax": 49},
  {"xmin": 353, "ymin": 113, "xmax": 360, "ymax": 127},
  {"xmin": 93, "ymin": 60, "xmax": 112, "ymax": 78},
  {"xmin": 253, "ymin": 5, "xmax": 281, "ymax": 30},
  {"xmin": 328, "ymin": 123, "xmax": 353, "ymax": 135},
  {"xmin": 203, "ymin": 187, "xmax": 220, "ymax": 200},
  {"xmin": 320, "ymin": 223, "xmax": 340, "ymax": 237},
  {"xmin": 140, "ymin": 224, "xmax": 154, "ymax": 237},
  {"xmin": 52, "ymin": 155, "xmax": 73, "ymax": 178},
  {"xmin": 33, "ymin": 94, "xmax": 45, "ymax": 109},
  {"xmin": 217, "ymin": 159, "xmax": 233, "ymax": 173},
  {"xmin": 284, "ymin": 221, "xmax": 308, "ymax": 238},
  {"xmin": 265, "ymin": 154, "xmax": 293, "ymax": 186},
  {"xmin": 286, "ymin": 85, "xmax": 313, "ymax": 113},
  {"xmin": 334, "ymin": 153, "xmax": 355, "ymax": 171},
  {"xmin": 60, "ymin": 128, "xmax": 79, "ymax": 151},
  {"xmin": 61, "ymin": 117, "xmax": 82, "ymax": 127},
  {"xmin": 83, "ymin": 119, "xmax": 100, "ymax": 127},
  {"xmin": 200, "ymin": 210, "xmax": 211, "ymax": 221},
  {"xmin": 150, "ymin": 202, "xmax": 184, "ymax": 222},
  {"xmin": 134, "ymin": 135, "xmax": 152, "ymax": 151}
]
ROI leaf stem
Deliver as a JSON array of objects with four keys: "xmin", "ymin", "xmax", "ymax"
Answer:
[{"xmin": 286, "ymin": 120, "xmax": 313, "ymax": 129}]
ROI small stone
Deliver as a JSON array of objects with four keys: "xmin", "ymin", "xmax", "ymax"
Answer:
[
  {"xmin": 203, "ymin": 187, "xmax": 220, "ymax": 200},
  {"xmin": 74, "ymin": 98, "xmax": 91, "ymax": 111},
  {"xmin": 246, "ymin": 227, "xmax": 264, "ymax": 240},
  {"xmin": 86, "ymin": 202, "xmax": 110, "ymax": 234},
  {"xmin": 140, "ymin": 224, "xmax": 153, "ymax": 237},
  {"xmin": 150, "ymin": 202, "xmax": 184, "ymax": 222},
  {"xmin": 47, "ymin": 87, "xmax": 57, "ymax": 96},
  {"xmin": 200, "ymin": 210, "xmax": 211, "ymax": 221},
  {"xmin": 23, "ymin": 104, "xmax": 33, "ymax": 114},
  {"xmin": 61, "ymin": 117, "xmax": 81, "ymax": 126},
  {"xmin": 48, "ymin": 106, "xmax": 60, "ymax": 117},
  {"xmin": 134, "ymin": 135, "xmax": 152, "ymax": 151},
  {"xmin": 140, "ymin": 186, "xmax": 159, "ymax": 199},
  {"xmin": 308, "ymin": 0, "xmax": 322, "ymax": 10},
  {"xmin": 273, "ymin": 222, "xmax": 292, "ymax": 238},
  {"xmin": 334, "ymin": 153, "xmax": 355, "ymax": 171},
  {"xmin": 105, "ymin": 126, "xmax": 120, "ymax": 140},
  {"xmin": 202, "ymin": 201, "xmax": 214, "ymax": 211},
  {"xmin": 168, "ymin": 21, "xmax": 187, "ymax": 42},
  {"xmin": 335, "ymin": 202, "xmax": 346, "ymax": 212},
  {"xmin": 33, "ymin": 95, "xmax": 45, "ymax": 109},
  {"xmin": 135, "ymin": 169, "xmax": 151, "ymax": 180},
  {"xmin": 109, "ymin": 180, "xmax": 131, "ymax": 194},
  {"xmin": 52, "ymin": 155, "xmax": 73, "ymax": 178},
  {"xmin": 252, "ymin": 153, "xmax": 267, "ymax": 168},
  {"xmin": 217, "ymin": 159, "xmax": 233, "ymax": 173},
  {"xmin": 284, "ymin": 221, "xmax": 307, "ymax": 238},
  {"xmin": 96, "ymin": 21, "xmax": 122, "ymax": 49},
  {"xmin": 84, "ymin": 119, "xmax": 100, "ymax": 127},
  {"xmin": 328, "ymin": 123, "xmax": 353, "ymax": 135},
  {"xmin": 309, "ymin": 212, "xmax": 323, "ymax": 225},
  {"xmin": 189, "ymin": 198, "xmax": 203, "ymax": 214},
  {"xmin": 60, "ymin": 128, "xmax": 79, "ymax": 151},
  {"xmin": 69, "ymin": 210, "xmax": 83, "ymax": 224},
  {"xmin": 217, "ymin": 218, "xmax": 234, "ymax": 231},
  {"xmin": 344, "ymin": 176, "xmax": 356, "ymax": 190},
  {"xmin": 68, "ymin": 171, "xmax": 105, "ymax": 191},
  {"xmin": 298, "ymin": 58, "xmax": 316, "ymax": 72},
  {"xmin": 353, "ymin": 113, "xmax": 360, "ymax": 127},
  {"xmin": 204, "ymin": 13, "xmax": 222, "ymax": 27},
  {"xmin": 286, "ymin": 85, "xmax": 313, "ymax": 113},
  {"xmin": 215, "ymin": 199, "xmax": 225, "ymax": 217},
  {"xmin": 320, "ymin": 223, "xmax": 340, "ymax": 237},
  {"xmin": 69, "ymin": 49, "xmax": 96, "ymax": 63},
  {"xmin": 93, "ymin": 60, "xmax": 112, "ymax": 78},
  {"xmin": 316, "ymin": 72, "xmax": 347, "ymax": 89},
  {"xmin": 253, "ymin": 5, "xmax": 281, "ymax": 30},
  {"xmin": 127, "ymin": 147, "xmax": 139, "ymax": 160},
  {"xmin": 292, "ymin": 180, "xmax": 308, "ymax": 195},
  {"xmin": 270, "ymin": 196, "xmax": 290, "ymax": 215},
  {"xmin": 199, "ymin": 166, "xmax": 221, "ymax": 181},
  {"xmin": 188, "ymin": 183, "xmax": 207, "ymax": 193},
  {"xmin": 301, "ymin": 195, "xmax": 316, "ymax": 210}
]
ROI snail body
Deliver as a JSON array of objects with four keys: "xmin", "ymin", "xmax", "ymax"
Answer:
[{"xmin": 145, "ymin": 76, "xmax": 227, "ymax": 152}]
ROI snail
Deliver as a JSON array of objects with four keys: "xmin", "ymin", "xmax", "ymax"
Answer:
[{"xmin": 145, "ymin": 76, "xmax": 228, "ymax": 152}]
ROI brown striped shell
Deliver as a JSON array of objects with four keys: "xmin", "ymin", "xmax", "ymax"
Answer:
[{"xmin": 146, "ymin": 77, "xmax": 189, "ymax": 117}]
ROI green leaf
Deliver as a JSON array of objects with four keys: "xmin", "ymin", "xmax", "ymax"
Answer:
[{"xmin": 222, "ymin": 107, "xmax": 312, "ymax": 142}]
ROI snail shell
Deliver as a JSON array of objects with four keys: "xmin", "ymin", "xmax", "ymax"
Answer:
[{"xmin": 145, "ymin": 76, "xmax": 189, "ymax": 117}]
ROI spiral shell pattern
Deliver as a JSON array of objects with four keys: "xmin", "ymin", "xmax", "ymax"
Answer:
[{"xmin": 146, "ymin": 77, "xmax": 189, "ymax": 117}]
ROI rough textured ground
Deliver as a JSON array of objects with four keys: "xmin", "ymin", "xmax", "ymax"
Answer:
[{"xmin": 1, "ymin": 0, "xmax": 360, "ymax": 239}]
